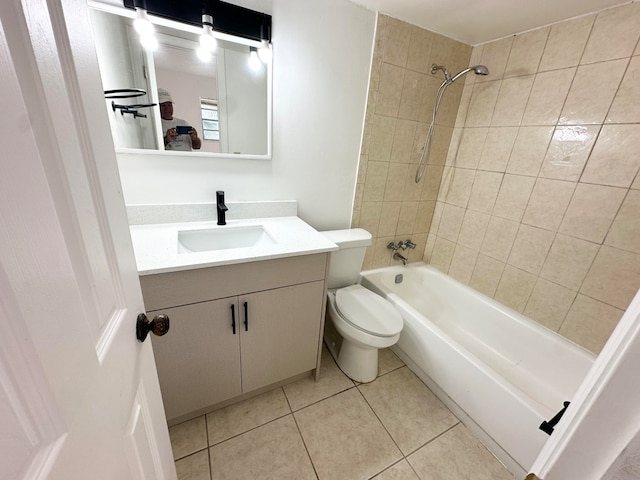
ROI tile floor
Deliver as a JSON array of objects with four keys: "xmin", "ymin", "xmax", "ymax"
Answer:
[{"xmin": 168, "ymin": 346, "xmax": 516, "ymax": 480}]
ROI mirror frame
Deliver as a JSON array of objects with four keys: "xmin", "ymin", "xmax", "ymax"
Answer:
[{"xmin": 88, "ymin": 0, "xmax": 272, "ymax": 160}]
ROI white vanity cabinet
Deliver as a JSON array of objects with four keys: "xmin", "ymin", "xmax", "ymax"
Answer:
[{"xmin": 139, "ymin": 253, "xmax": 328, "ymax": 424}]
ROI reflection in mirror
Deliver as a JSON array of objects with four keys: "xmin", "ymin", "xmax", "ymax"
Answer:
[{"xmin": 89, "ymin": 7, "xmax": 270, "ymax": 157}]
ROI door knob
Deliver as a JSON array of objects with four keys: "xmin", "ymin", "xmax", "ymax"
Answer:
[{"xmin": 136, "ymin": 313, "xmax": 170, "ymax": 342}]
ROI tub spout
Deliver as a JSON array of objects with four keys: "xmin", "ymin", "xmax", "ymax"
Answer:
[{"xmin": 393, "ymin": 252, "xmax": 408, "ymax": 265}]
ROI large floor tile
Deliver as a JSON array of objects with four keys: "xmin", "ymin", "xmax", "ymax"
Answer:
[
  {"xmin": 208, "ymin": 415, "xmax": 316, "ymax": 480},
  {"xmin": 372, "ymin": 459, "xmax": 421, "ymax": 479},
  {"xmin": 169, "ymin": 416, "xmax": 208, "ymax": 460},
  {"xmin": 175, "ymin": 450, "xmax": 210, "ymax": 480},
  {"xmin": 378, "ymin": 348, "xmax": 405, "ymax": 376},
  {"xmin": 283, "ymin": 345, "xmax": 354, "ymax": 411},
  {"xmin": 358, "ymin": 367, "xmax": 459, "ymax": 455},
  {"xmin": 206, "ymin": 388, "xmax": 290, "ymax": 445},
  {"xmin": 408, "ymin": 423, "xmax": 515, "ymax": 480},
  {"xmin": 294, "ymin": 388, "xmax": 402, "ymax": 480}
]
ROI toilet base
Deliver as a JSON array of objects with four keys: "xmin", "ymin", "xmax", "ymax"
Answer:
[{"xmin": 337, "ymin": 341, "xmax": 379, "ymax": 383}]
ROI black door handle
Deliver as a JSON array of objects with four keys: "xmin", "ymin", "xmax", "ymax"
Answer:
[
  {"xmin": 136, "ymin": 313, "xmax": 170, "ymax": 342},
  {"xmin": 231, "ymin": 304, "xmax": 236, "ymax": 334},
  {"xmin": 243, "ymin": 301, "xmax": 248, "ymax": 331}
]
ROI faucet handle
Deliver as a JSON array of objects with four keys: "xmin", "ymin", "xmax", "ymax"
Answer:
[
  {"xmin": 386, "ymin": 241, "xmax": 398, "ymax": 251},
  {"xmin": 404, "ymin": 240, "xmax": 416, "ymax": 249}
]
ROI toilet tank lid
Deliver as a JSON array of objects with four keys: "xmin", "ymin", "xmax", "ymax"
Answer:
[{"xmin": 321, "ymin": 228, "xmax": 372, "ymax": 248}]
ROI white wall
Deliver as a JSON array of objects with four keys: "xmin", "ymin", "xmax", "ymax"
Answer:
[{"xmin": 116, "ymin": 0, "xmax": 376, "ymax": 230}]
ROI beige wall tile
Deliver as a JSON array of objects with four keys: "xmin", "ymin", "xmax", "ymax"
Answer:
[
  {"xmin": 384, "ymin": 163, "xmax": 411, "ymax": 201},
  {"xmin": 559, "ymin": 295, "xmax": 624, "ymax": 354},
  {"xmin": 378, "ymin": 202, "xmax": 402, "ymax": 236},
  {"xmin": 420, "ymin": 165, "xmax": 444, "ymax": 201},
  {"xmin": 581, "ymin": 124, "xmax": 640, "ymax": 188},
  {"xmin": 414, "ymin": 201, "xmax": 436, "ymax": 233},
  {"xmin": 363, "ymin": 162, "xmax": 389, "ymax": 202},
  {"xmin": 406, "ymin": 26, "xmax": 434, "ymax": 74},
  {"xmin": 605, "ymin": 190, "xmax": 640, "ymax": 254},
  {"xmin": 581, "ymin": 2, "xmax": 640, "ymax": 64},
  {"xmin": 559, "ymin": 59, "xmax": 627, "ymax": 125},
  {"xmin": 377, "ymin": 63, "xmax": 405, "ymax": 117},
  {"xmin": 539, "ymin": 15, "xmax": 594, "ymax": 71},
  {"xmin": 454, "ymin": 127, "xmax": 488, "ymax": 169},
  {"xmin": 465, "ymin": 80, "xmax": 501, "ymax": 127},
  {"xmin": 390, "ymin": 119, "xmax": 418, "ymax": 164},
  {"xmin": 607, "ymin": 56, "xmax": 640, "ymax": 123},
  {"xmin": 494, "ymin": 265, "xmax": 537, "ymax": 312},
  {"xmin": 437, "ymin": 203, "xmax": 465, "ymax": 241},
  {"xmin": 504, "ymin": 27, "xmax": 549, "ymax": 77},
  {"xmin": 507, "ymin": 224, "xmax": 555, "ymax": 274},
  {"xmin": 539, "ymin": 125, "xmax": 600, "ymax": 182},
  {"xmin": 633, "ymin": 172, "xmax": 640, "ymax": 190},
  {"xmin": 423, "ymin": 233, "xmax": 437, "ymax": 262},
  {"xmin": 438, "ymin": 84, "xmax": 464, "ymax": 127},
  {"xmin": 403, "ymin": 166, "xmax": 423, "ymax": 201},
  {"xmin": 380, "ymin": 16, "xmax": 411, "ymax": 67},
  {"xmin": 491, "ymin": 75, "xmax": 535, "ymax": 126},
  {"xmin": 522, "ymin": 178, "xmax": 576, "ymax": 231},
  {"xmin": 559, "ymin": 183, "xmax": 627, "ymax": 243},
  {"xmin": 428, "ymin": 125, "xmax": 455, "ymax": 165},
  {"xmin": 448, "ymin": 244, "xmax": 479, "ymax": 284},
  {"xmin": 370, "ymin": 115, "xmax": 397, "ymax": 161},
  {"xmin": 458, "ymin": 210, "xmax": 491, "ymax": 251},
  {"xmin": 442, "ymin": 168, "xmax": 475, "ymax": 207},
  {"xmin": 478, "ymin": 127, "xmax": 518, "ymax": 172},
  {"xmin": 506, "ymin": 126, "xmax": 555, "ymax": 177},
  {"xmin": 407, "ymin": 233, "xmax": 428, "ymax": 263},
  {"xmin": 478, "ymin": 37, "xmax": 514, "ymax": 82},
  {"xmin": 522, "ymin": 68, "xmax": 575, "ymax": 126},
  {"xmin": 397, "ymin": 201, "xmax": 420, "ymax": 235},
  {"xmin": 480, "ymin": 216, "xmax": 519, "ymax": 262},
  {"xmin": 398, "ymin": 70, "xmax": 428, "ymax": 121},
  {"xmin": 359, "ymin": 201, "xmax": 383, "ymax": 235},
  {"xmin": 540, "ymin": 234, "xmax": 600, "ymax": 291},
  {"xmin": 492, "ymin": 174, "xmax": 536, "ymax": 221},
  {"xmin": 469, "ymin": 254, "xmax": 505, "ymax": 297},
  {"xmin": 467, "ymin": 171, "xmax": 503, "ymax": 214},
  {"xmin": 524, "ymin": 279, "xmax": 577, "ymax": 331},
  {"xmin": 581, "ymin": 245, "xmax": 640, "ymax": 310},
  {"xmin": 430, "ymin": 236, "xmax": 456, "ymax": 272}
]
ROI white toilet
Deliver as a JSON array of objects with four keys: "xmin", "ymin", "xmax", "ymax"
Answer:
[{"xmin": 321, "ymin": 229, "xmax": 403, "ymax": 383}]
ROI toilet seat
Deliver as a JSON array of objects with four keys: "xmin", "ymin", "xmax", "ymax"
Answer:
[{"xmin": 335, "ymin": 285, "xmax": 403, "ymax": 337}]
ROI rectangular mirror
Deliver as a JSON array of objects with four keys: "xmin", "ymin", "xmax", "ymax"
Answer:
[{"xmin": 89, "ymin": 4, "xmax": 271, "ymax": 158}]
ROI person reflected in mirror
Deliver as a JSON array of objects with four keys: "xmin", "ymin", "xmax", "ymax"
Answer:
[{"xmin": 158, "ymin": 88, "xmax": 201, "ymax": 151}]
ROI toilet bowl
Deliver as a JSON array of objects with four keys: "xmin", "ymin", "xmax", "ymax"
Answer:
[
  {"xmin": 325, "ymin": 285, "xmax": 403, "ymax": 382},
  {"xmin": 320, "ymin": 229, "xmax": 404, "ymax": 383}
]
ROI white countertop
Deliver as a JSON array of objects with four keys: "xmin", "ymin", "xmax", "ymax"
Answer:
[{"xmin": 130, "ymin": 216, "xmax": 338, "ymax": 275}]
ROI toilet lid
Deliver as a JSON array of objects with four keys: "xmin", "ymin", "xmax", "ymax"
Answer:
[{"xmin": 335, "ymin": 285, "xmax": 403, "ymax": 337}]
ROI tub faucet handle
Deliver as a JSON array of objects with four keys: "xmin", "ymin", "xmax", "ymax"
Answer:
[
  {"xmin": 404, "ymin": 240, "xmax": 416, "ymax": 249},
  {"xmin": 387, "ymin": 241, "xmax": 399, "ymax": 251}
]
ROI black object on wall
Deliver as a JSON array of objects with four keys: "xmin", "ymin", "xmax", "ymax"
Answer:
[{"xmin": 123, "ymin": 0, "xmax": 271, "ymax": 43}]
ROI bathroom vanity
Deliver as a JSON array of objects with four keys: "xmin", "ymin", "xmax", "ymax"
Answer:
[{"xmin": 129, "ymin": 206, "xmax": 337, "ymax": 425}]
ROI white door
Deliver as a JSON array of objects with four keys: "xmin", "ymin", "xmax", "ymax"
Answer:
[{"xmin": 0, "ymin": 0, "xmax": 176, "ymax": 478}]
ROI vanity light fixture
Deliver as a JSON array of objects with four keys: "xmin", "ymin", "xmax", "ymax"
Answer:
[
  {"xmin": 257, "ymin": 17, "xmax": 272, "ymax": 64},
  {"xmin": 198, "ymin": 13, "xmax": 218, "ymax": 61},
  {"xmin": 248, "ymin": 46, "xmax": 261, "ymax": 71},
  {"xmin": 133, "ymin": 0, "xmax": 157, "ymax": 50}
]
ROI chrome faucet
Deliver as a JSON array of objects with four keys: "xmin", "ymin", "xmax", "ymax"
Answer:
[
  {"xmin": 393, "ymin": 252, "xmax": 408, "ymax": 265},
  {"xmin": 216, "ymin": 191, "xmax": 228, "ymax": 225}
]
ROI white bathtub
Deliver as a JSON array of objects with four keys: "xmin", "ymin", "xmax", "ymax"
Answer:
[{"xmin": 359, "ymin": 263, "xmax": 595, "ymax": 479}]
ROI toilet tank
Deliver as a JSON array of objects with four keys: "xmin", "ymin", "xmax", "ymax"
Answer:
[{"xmin": 321, "ymin": 229, "xmax": 372, "ymax": 289}]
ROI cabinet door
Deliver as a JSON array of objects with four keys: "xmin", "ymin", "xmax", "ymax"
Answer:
[
  {"xmin": 240, "ymin": 281, "xmax": 325, "ymax": 392},
  {"xmin": 151, "ymin": 298, "xmax": 241, "ymax": 422}
]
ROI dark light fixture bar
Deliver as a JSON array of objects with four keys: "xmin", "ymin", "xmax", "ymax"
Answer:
[{"xmin": 123, "ymin": 0, "xmax": 272, "ymax": 43}]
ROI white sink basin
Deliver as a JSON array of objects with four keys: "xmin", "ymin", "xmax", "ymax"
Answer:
[{"xmin": 177, "ymin": 225, "xmax": 275, "ymax": 253}]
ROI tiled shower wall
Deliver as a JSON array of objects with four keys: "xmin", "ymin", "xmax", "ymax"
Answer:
[
  {"xmin": 427, "ymin": 3, "xmax": 640, "ymax": 353},
  {"xmin": 352, "ymin": 15, "xmax": 471, "ymax": 268}
]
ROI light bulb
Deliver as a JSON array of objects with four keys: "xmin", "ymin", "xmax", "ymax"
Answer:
[
  {"xmin": 196, "ymin": 47, "xmax": 212, "ymax": 62},
  {"xmin": 258, "ymin": 40, "xmax": 272, "ymax": 63},
  {"xmin": 133, "ymin": 8, "xmax": 154, "ymax": 36},
  {"xmin": 139, "ymin": 32, "xmax": 158, "ymax": 51},
  {"xmin": 248, "ymin": 47, "xmax": 261, "ymax": 71},
  {"xmin": 200, "ymin": 27, "xmax": 217, "ymax": 52}
]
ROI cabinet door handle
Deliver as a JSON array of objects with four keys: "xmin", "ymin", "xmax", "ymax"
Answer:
[
  {"xmin": 231, "ymin": 304, "xmax": 236, "ymax": 334},
  {"xmin": 243, "ymin": 301, "xmax": 249, "ymax": 331}
]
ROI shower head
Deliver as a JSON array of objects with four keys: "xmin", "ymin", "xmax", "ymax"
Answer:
[{"xmin": 449, "ymin": 64, "xmax": 490, "ymax": 84}]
